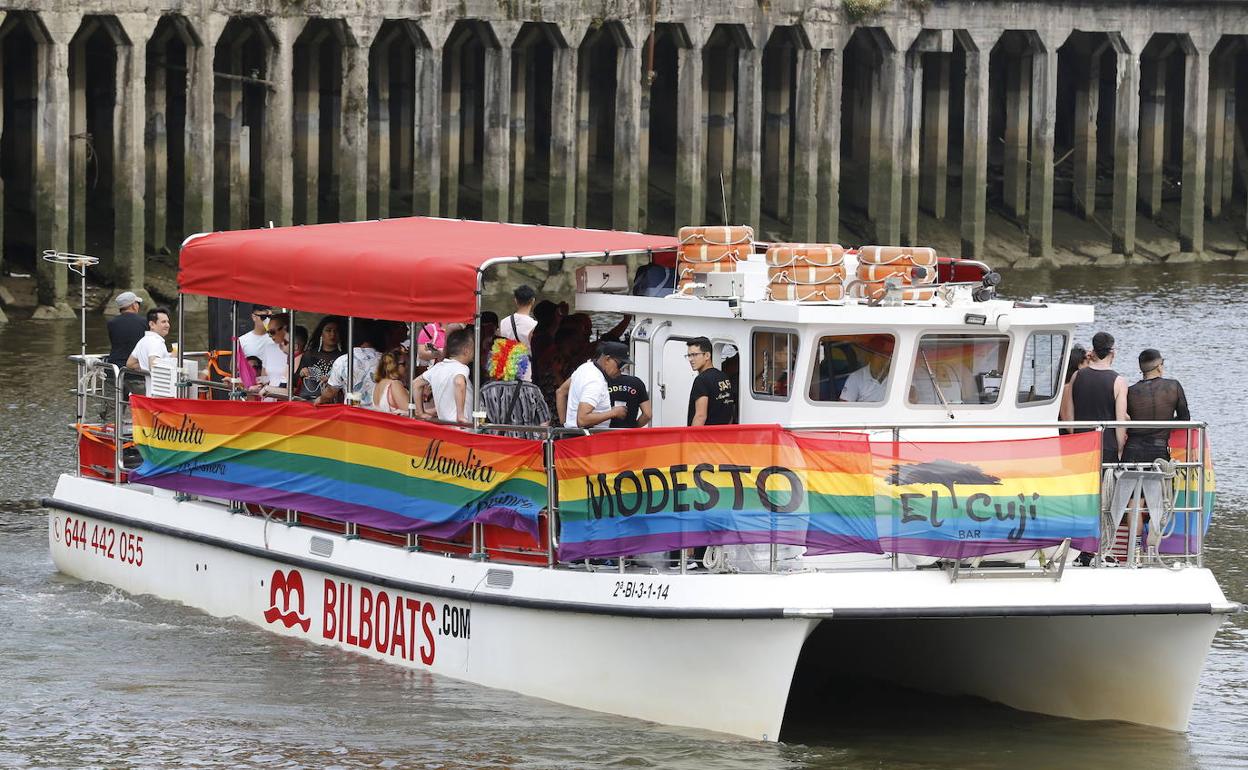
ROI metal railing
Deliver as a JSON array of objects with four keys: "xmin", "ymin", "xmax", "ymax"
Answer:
[{"xmin": 67, "ymin": 353, "xmax": 1210, "ymax": 577}]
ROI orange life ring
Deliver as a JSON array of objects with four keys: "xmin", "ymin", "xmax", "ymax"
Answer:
[
  {"xmin": 768, "ymin": 265, "xmax": 847, "ymax": 284},
  {"xmin": 769, "ymin": 283, "xmax": 846, "ymax": 302},
  {"xmin": 857, "ymin": 245, "xmax": 938, "ymax": 267},
  {"xmin": 856, "ymin": 262, "xmax": 936, "ymax": 284},
  {"xmin": 765, "ymin": 243, "xmax": 845, "ymax": 268},
  {"xmin": 849, "ymin": 280, "xmax": 937, "ymax": 302}
]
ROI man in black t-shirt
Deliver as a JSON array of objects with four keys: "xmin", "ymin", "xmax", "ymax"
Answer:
[
  {"xmin": 608, "ymin": 373, "xmax": 651, "ymax": 428},
  {"xmin": 686, "ymin": 337, "xmax": 736, "ymax": 426},
  {"xmin": 107, "ymin": 291, "xmax": 147, "ymax": 367}
]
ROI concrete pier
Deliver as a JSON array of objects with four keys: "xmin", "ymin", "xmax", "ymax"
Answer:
[{"xmin": 2, "ymin": 2, "xmax": 1247, "ymax": 318}]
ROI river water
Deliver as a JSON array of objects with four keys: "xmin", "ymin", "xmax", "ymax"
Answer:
[{"xmin": 1, "ymin": 263, "xmax": 1245, "ymax": 769}]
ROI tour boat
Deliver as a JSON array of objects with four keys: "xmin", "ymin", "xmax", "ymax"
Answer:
[{"xmin": 44, "ymin": 218, "xmax": 1237, "ymax": 741}]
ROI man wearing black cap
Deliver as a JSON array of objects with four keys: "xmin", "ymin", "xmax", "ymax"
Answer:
[
  {"xmin": 1124, "ymin": 349, "xmax": 1190, "ymax": 464},
  {"xmin": 562, "ymin": 341, "xmax": 629, "ymax": 429},
  {"xmin": 1063, "ymin": 330, "xmax": 1128, "ymax": 463}
]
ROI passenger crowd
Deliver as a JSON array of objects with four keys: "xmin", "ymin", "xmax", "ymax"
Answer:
[
  {"xmin": 107, "ymin": 288, "xmax": 1184, "ymax": 450},
  {"xmin": 106, "ymin": 283, "xmax": 737, "ymax": 433}
]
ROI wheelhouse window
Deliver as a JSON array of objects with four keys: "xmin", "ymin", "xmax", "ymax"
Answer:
[
  {"xmin": 751, "ymin": 330, "xmax": 798, "ymax": 399},
  {"xmin": 808, "ymin": 334, "xmax": 896, "ymax": 403},
  {"xmin": 1017, "ymin": 331, "xmax": 1068, "ymax": 405},
  {"xmin": 909, "ymin": 334, "xmax": 1009, "ymax": 406}
]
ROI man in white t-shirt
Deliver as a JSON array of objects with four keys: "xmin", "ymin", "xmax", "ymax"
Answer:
[
  {"xmin": 839, "ymin": 335, "xmax": 894, "ymax": 403},
  {"xmin": 319, "ymin": 342, "xmax": 381, "ymax": 407},
  {"xmin": 413, "ymin": 329, "xmax": 475, "ymax": 423},
  {"xmin": 561, "ymin": 341, "xmax": 629, "ymax": 429},
  {"xmin": 498, "ymin": 284, "xmax": 537, "ymax": 348},
  {"xmin": 238, "ymin": 305, "xmax": 274, "ymax": 358},
  {"xmin": 126, "ymin": 306, "xmax": 172, "ymax": 395}
]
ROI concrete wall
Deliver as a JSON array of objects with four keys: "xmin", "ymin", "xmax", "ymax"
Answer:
[{"xmin": 2, "ymin": 0, "xmax": 1247, "ymax": 315}]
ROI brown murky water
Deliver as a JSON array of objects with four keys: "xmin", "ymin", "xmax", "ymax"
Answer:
[{"xmin": 1, "ymin": 262, "xmax": 1244, "ymax": 769}]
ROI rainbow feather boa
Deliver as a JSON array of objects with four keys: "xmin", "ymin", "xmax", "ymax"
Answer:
[{"xmin": 488, "ymin": 338, "xmax": 531, "ymax": 381}]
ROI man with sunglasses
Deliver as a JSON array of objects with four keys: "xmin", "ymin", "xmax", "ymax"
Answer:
[
  {"xmin": 1124, "ymin": 349, "xmax": 1190, "ymax": 464},
  {"xmin": 239, "ymin": 305, "xmax": 276, "ymax": 358}
]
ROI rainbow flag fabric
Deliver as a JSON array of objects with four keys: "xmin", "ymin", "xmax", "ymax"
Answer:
[
  {"xmin": 870, "ymin": 430, "xmax": 1103, "ymax": 558},
  {"xmin": 554, "ymin": 426, "xmax": 1104, "ymax": 561},
  {"xmin": 554, "ymin": 425, "xmax": 881, "ymax": 561},
  {"xmin": 129, "ymin": 397, "xmax": 547, "ymax": 538},
  {"xmin": 1163, "ymin": 429, "xmax": 1216, "ymax": 554}
]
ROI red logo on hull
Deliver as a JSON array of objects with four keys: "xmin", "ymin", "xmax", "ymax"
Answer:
[{"xmin": 264, "ymin": 568, "xmax": 311, "ymax": 632}]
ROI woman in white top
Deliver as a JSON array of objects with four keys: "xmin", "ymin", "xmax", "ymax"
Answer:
[{"xmin": 369, "ymin": 349, "xmax": 410, "ymax": 415}]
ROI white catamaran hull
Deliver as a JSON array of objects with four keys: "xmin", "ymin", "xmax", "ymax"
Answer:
[{"xmin": 46, "ymin": 475, "xmax": 1231, "ymax": 740}]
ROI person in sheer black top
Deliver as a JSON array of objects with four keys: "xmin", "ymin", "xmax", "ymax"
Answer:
[{"xmin": 1124, "ymin": 348, "xmax": 1190, "ymax": 464}]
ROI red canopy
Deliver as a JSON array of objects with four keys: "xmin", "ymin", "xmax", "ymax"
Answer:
[{"xmin": 178, "ymin": 217, "xmax": 678, "ymax": 322}]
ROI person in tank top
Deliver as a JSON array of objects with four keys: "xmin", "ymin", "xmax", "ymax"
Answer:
[
  {"xmin": 369, "ymin": 349, "xmax": 410, "ymax": 416},
  {"xmin": 1061, "ymin": 331, "xmax": 1127, "ymax": 463}
]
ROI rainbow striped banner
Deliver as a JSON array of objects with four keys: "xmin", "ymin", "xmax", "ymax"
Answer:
[
  {"xmin": 871, "ymin": 431, "xmax": 1103, "ymax": 558},
  {"xmin": 129, "ymin": 397, "xmax": 547, "ymax": 538},
  {"xmin": 1163, "ymin": 429, "xmax": 1216, "ymax": 554},
  {"xmin": 554, "ymin": 427, "xmax": 1104, "ymax": 560},
  {"xmin": 554, "ymin": 425, "xmax": 880, "ymax": 561}
]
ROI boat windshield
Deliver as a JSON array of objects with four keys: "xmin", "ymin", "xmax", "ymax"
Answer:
[{"xmin": 909, "ymin": 333, "xmax": 1009, "ymax": 406}]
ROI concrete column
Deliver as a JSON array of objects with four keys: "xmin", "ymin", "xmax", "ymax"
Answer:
[
  {"xmin": 482, "ymin": 43, "xmax": 511, "ymax": 222},
  {"xmin": 791, "ymin": 47, "xmax": 818, "ymax": 241},
  {"xmin": 1073, "ymin": 44, "xmax": 1102, "ymax": 220},
  {"xmin": 902, "ymin": 49, "xmax": 924, "ymax": 246},
  {"xmin": 921, "ymin": 53, "xmax": 950, "ymax": 219},
  {"xmin": 733, "ymin": 43, "xmax": 762, "ymax": 231},
  {"xmin": 264, "ymin": 18, "xmax": 296, "ymax": 227},
  {"xmin": 145, "ymin": 33, "xmax": 168, "ymax": 253},
  {"xmin": 1221, "ymin": 55, "xmax": 1236, "ymax": 210},
  {"xmin": 114, "ymin": 17, "xmax": 157, "ymax": 292},
  {"xmin": 1003, "ymin": 52, "xmax": 1031, "ymax": 218},
  {"xmin": 1110, "ymin": 38, "xmax": 1141, "ymax": 256},
  {"xmin": 1206, "ymin": 53, "xmax": 1229, "ymax": 218},
  {"xmin": 816, "ymin": 46, "xmax": 842, "ymax": 243},
  {"xmin": 1027, "ymin": 32, "xmax": 1058, "ymax": 260},
  {"xmin": 223, "ymin": 42, "xmax": 248, "ymax": 230},
  {"xmin": 614, "ymin": 43, "xmax": 642, "ymax": 231},
  {"xmin": 1138, "ymin": 56, "xmax": 1166, "ymax": 217},
  {"xmin": 442, "ymin": 37, "xmax": 462, "ymax": 218},
  {"xmin": 873, "ymin": 41, "xmax": 907, "ymax": 245},
  {"xmin": 705, "ymin": 46, "xmax": 735, "ymax": 222},
  {"xmin": 638, "ymin": 38, "xmax": 650, "ymax": 232},
  {"xmin": 574, "ymin": 43, "xmax": 590, "ymax": 226},
  {"xmin": 510, "ymin": 45, "xmax": 528, "ymax": 222},
  {"xmin": 413, "ymin": 40, "xmax": 441, "ymax": 216},
  {"xmin": 68, "ymin": 31, "xmax": 86, "ymax": 255},
  {"xmin": 294, "ymin": 32, "xmax": 321, "ymax": 224},
  {"xmin": 549, "ymin": 42, "xmax": 578, "ymax": 226},
  {"xmin": 340, "ymin": 24, "xmax": 376, "ymax": 223},
  {"xmin": 763, "ymin": 44, "xmax": 793, "ymax": 222},
  {"xmin": 183, "ymin": 18, "xmax": 221, "ymax": 236},
  {"xmin": 674, "ymin": 40, "xmax": 705, "ymax": 230},
  {"xmin": 35, "ymin": 14, "xmax": 81, "ymax": 315},
  {"xmin": 369, "ymin": 33, "xmax": 392, "ymax": 219},
  {"xmin": 0, "ymin": 28, "xmax": 5, "ymax": 286},
  {"xmin": 959, "ymin": 31, "xmax": 992, "ymax": 259},
  {"xmin": 1180, "ymin": 38, "xmax": 1212, "ymax": 254}
]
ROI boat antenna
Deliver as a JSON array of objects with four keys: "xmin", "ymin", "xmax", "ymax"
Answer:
[
  {"xmin": 919, "ymin": 347, "xmax": 956, "ymax": 421},
  {"xmin": 719, "ymin": 173, "xmax": 729, "ymax": 225},
  {"xmin": 42, "ymin": 250, "xmax": 99, "ymax": 363}
]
